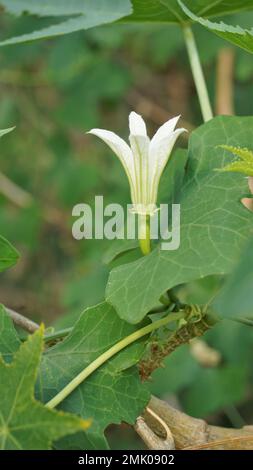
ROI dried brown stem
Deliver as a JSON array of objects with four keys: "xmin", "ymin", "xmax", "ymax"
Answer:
[
  {"xmin": 135, "ymin": 407, "xmax": 175, "ymax": 450},
  {"xmin": 5, "ymin": 307, "xmax": 39, "ymax": 334},
  {"xmin": 0, "ymin": 172, "xmax": 33, "ymax": 208},
  {"xmin": 146, "ymin": 396, "xmax": 253, "ymax": 450},
  {"xmin": 215, "ymin": 47, "xmax": 235, "ymax": 115}
]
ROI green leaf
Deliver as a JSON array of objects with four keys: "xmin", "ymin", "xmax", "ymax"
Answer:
[
  {"xmin": 0, "ymin": 1, "xmax": 132, "ymax": 45},
  {"xmin": 217, "ymin": 145, "xmax": 253, "ymax": 176},
  {"xmin": 55, "ymin": 430, "xmax": 109, "ymax": 450},
  {"xmin": 103, "ymin": 239, "xmax": 139, "ymax": 265},
  {"xmin": 0, "ymin": 235, "xmax": 19, "ymax": 272},
  {"xmin": 0, "ymin": 128, "xmax": 19, "ymax": 272},
  {"xmin": 0, "ymin": 0, "xmax": 95, "ymax": 16},
  {"xmin": 106, "ymin": 116, "xmax": 253, "ymax": 324},
  {"xmin": 213, "ymin": 236, "xmax": 253, "ymax": 319},
  {"xmin": 39, "ymin": 302, "xmax": 150, "ymax": 449},
  {"xmin": 124, "ymin": 0, "xmax": 253, "ymax": 25},
  {"xmin": 178, "ymin": 1, "xmax": 253, "ymax": 54},
  {"xmin": 158, "ymin": 148, "xmax": 188, "ymax": 204},
  {"xmin": 0, "ymin": 325, "xmax": 90, "ymax": 450},
  {"xmin": 0, "ymin": 304, "xmax": 21, "ymax": 362}
]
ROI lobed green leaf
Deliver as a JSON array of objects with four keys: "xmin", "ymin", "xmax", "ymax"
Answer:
[
  {"xmin": 0, "ymin": 1, "xmax": 132, "ymax": 45},
  {"xmin": 0, "ymin": 235, "xmax": 19, "ymax": 273},
  {"xmin": 178, "ymin": 0, "xmax": 253, "ymax": 54},
  {"xmin": 0, "ymin": 325, "xmax": 90, "ymax": 450}
]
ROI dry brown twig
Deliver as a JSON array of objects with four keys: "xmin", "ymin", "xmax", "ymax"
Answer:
[
  {"xmin": 215, "ymin": 47, "xmax": 235, "ymax": 115},
  {"xmin": 135, "ymin": 406, "xmax": 175, "ymax": 450},
  {"xmin": 137, "ymin": 396, "xmax": 253, "ymax": 450},
  {"xmin": 5, "ymin": 307, "xmax": 39, "ymax": 334},
  {"xmin": 0, "ymin": 172, "xmax": 33, "ymax": 208}
]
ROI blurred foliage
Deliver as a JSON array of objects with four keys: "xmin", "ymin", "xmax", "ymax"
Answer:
[{"xmin": 0, "ymin": 9, "xmax": 253, "ymax": 447}]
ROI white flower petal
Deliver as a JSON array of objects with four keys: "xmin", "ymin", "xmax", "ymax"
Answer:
[
  {"xmin": 129, "ymin": 111, "xmax": 147, "ymax": 136},
  {"xmin": 149, "ymin": 128, "xmax": 186, "ymax": 204},
  {"xmin": 129, "ymin": 134, "xmax": 150, "ymax": 206},
  {"xmin": 88, "ymin": 128, "xmax": 136, "ymax": 201},
  {"xmin": 150, "ymin": 115, "xmax": 181, "ymax": 152},
  {"xmin": 88, "ymin": 128, "xmax": 132, "ymax": 170}
]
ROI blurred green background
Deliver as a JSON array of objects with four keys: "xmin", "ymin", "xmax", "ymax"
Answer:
[{"xmin": 0, "ymin": 10, "xmax": 253, "ymax": 448}]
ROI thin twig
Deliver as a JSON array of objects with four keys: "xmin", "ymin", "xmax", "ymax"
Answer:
[
  {"xmin": 0, "ymin": 172, "xmax": 33, "ymax": 208},
  {"xmin": 215, "ymin": 47, "xmax": 235, "ymax": 115},
  {"xmin": 5, "ymin": 307, "xmax": 39, "ymax": 334}
]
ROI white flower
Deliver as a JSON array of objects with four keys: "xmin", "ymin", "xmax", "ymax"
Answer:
[{"xmin": 88, "ymin": 112, "xmax": 186, "ymax": 216}]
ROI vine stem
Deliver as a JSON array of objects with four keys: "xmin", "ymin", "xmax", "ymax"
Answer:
[
  {"xmin": 183, "ymin": 25, "xmax": 213, "ymax": 123},
  {"xmin": 45, "ymin": 311, "xmax": 184, "ymax": 409},
  {"xmin": 44, "ymin": 327, "xmax": 71, "ymax": 343}
]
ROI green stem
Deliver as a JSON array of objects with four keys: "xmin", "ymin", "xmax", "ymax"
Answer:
[
  {"xmin": 46, "ymin": 311, "xmax": 184, "ymax": 409},
  {"xmin": 183, "ymin": 25, "xmax": 213, "ymax": 123},
  {"xmin": 42, "ymin": 316, "xmax": 253, "ymax": 345},
  {"xmin": 231, "ymin": 317, "xmax": 253, "ymax": 327},
  {"xmin": 159, "ymin": 293, "xmax": 171, "ymax": 306},
  {"xmin": 44, "ymin": 328, "xmax": 71, "ymax": 343},
  {"xmin": 138, "ymin": 214, "xmax": 151, "ymax": 255}
]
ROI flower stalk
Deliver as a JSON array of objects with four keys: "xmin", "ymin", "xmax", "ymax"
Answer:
[
  {"xmin": 138, "ymin": 214, "xmax": 151, "ymax": 255},
  {"xmin": 183, "ymin": 25, "xmax": 213, "ymax": 123}
]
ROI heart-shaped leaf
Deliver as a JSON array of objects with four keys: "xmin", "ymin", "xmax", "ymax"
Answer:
[{"xmin": 106, "ymin": 116, "xmax": 253, "ymax": 323}]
